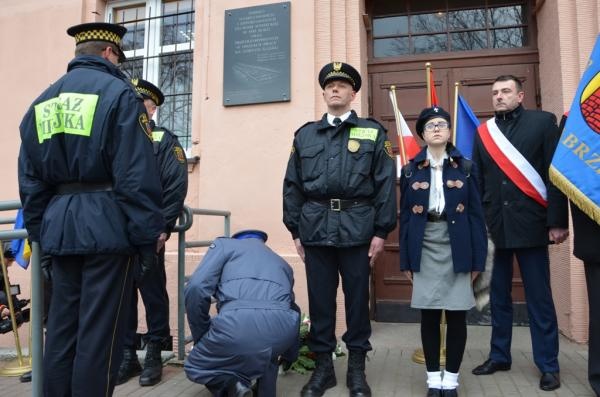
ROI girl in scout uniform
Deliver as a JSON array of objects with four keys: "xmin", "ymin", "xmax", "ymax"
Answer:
[{"xmin": 399, "ymin": 106, "xmax": 488, "ymax": 397}]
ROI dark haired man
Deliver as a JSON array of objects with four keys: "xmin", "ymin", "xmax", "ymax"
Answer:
[{"xmin": 471, "ymin": 75, "xmax": 568, "ymax": 392}]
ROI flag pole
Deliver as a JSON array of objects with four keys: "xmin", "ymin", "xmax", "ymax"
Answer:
[
  {"xmin": 426, "ymin": 62, "xmax": 432, "ymax": 107},
  {"xmin": 453, "ymin": 82, "xmax": 460, "ymax": 146},
  {"xmin": 389, "ymin": 85, "xmax": 407, "ymax": 166}
]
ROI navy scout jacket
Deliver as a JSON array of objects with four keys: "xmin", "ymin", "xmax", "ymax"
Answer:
[
  {"xmin": 399, "ymin": 146, "xmax": 488, "ymax": 273},
  {"xmin": 18, "ymin": 55, "xmax": 164, "ymax": 255}
]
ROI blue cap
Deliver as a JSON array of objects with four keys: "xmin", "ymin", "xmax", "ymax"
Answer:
[{"xmin": 231, "ymin": 229, "xmax": 268, "ymax": 242}]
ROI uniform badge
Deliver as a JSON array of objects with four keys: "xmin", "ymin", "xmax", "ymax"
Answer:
[
  {"xmin": 138, "ymin": 113, "xmax": 153, "ymax": 141},
  {"xmin": 173, "ymin": 146, "xmax": 186, "ymax": 164},
  {"xmin": 384, "ymin": 140, "xmax": 394, "ymax": 159},
  {"xmin": 456, "ymin": 203, "xmax": 465, "ymax": 213},
  {"xmin": 348, "ymin": 139, "xmax": 360, "ymax": 153},
  {"xmin": 333, "ymin": 62, "xmax": 342, "ymax": 71}
]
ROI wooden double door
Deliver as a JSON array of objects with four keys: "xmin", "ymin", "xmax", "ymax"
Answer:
[{"xmin": 369, "ymin": 50, "xmax": 541, "ymax": 322}]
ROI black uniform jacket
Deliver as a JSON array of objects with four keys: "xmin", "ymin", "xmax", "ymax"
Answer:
[
  {"xmin": 283, "ymin": 111, "xmax": 397, "ymax": 247},
  {"xmin": 151, "ymin": 122, "xmax": 188, "ymax": 233},
  {"xmin": 399, "ymin": 146, "xmax": 488, "ymax": 273},
  {"xmin": 571, "ymin": 204, "xmax": 600, "ymax": 263},
  {"xmin": 472, "ymin": 105, "xmax": 568, "ymax": 249},
  {"xmin": 18, "ymin": 55, "xmax": 164, "ymax": 255}
]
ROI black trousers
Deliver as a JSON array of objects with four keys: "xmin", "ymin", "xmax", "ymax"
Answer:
[
  {"xmin": 43, "ymin": 254, "xmax": 133, "ymax": 397},
  {"xmin": 304, "ymin": 244, "xmax": 371, "ymax": 353},
  {"xmin": 421, "ymin": 309, "xmax": 467, "ymax": 373},
  {"xmin": 585, "ymin": 262, "xmax": 600, "ymax": 397},
  {"xmin": 123, "ymin": 249, "xmax": 170, "ymax": 349}
]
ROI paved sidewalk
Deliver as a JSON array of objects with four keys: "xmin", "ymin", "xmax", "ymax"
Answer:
[{"xmin": 0, "ymin": 322, "xmax": 595, "ymax": 396}]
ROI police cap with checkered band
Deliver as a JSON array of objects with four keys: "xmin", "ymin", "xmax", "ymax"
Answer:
[
  {"xmin": 131, "ymin": 78, "xmax": 165, "ymax": 106},
  {"xmin": 67, "ymin": 22, "xmax": 127, "ymax": 63}
]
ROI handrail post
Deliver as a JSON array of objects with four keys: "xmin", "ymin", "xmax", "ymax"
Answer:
[{"xmin": 30, "ymin": 242, "xmax": 43, "ymax": 397}]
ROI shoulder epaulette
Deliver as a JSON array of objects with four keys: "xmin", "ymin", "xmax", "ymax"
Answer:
[
  {"xmin": 366, "ymin": 117, "xmax": 387, "ymax": 131},
  {"xmin": 294, "ymin": 121, "xmax": 317, "ymax": 136}
]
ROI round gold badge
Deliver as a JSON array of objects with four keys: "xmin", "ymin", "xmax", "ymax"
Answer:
[{"xmin": 348, "ymin": 139, "xmax": 360, "ymax": 152}]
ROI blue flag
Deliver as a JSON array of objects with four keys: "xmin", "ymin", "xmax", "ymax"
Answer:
[
  {"xmin": 550, "ymin": 35, "xmax": 600, "ymax": 225},
  {"xmin": 455, "ymin": 94, "xmax": 480, "ymax": 159},
  {"xmin": 9, "ymin": 209, "xmax": 30, "ymax": 269}
]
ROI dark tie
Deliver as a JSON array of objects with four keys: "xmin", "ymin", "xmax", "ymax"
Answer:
[{"xmin": 333, "ymin": 117, "xmax": 342, "ymax": 127}]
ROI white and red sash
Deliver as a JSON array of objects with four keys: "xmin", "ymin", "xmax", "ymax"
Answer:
[{"xmin": 478, "ymin": 118, "xmax": 548, "ymax": 207}]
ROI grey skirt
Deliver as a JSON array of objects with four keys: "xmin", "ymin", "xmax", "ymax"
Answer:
[{"xmin": 411, "ymin": 221, "xmax": 475, "ymax": 310}]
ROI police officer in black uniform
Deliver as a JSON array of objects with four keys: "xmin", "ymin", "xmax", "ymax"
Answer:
[
  {"xmin": 18, "ymin": 23, "xmax": 164, "ymax": 397},
  {"xmin": 117, "ymin": 78, "xmax": 188, "ymax": 387},
  {"xmin": 283, "ymin": 62, "xmax": 397, "ymax": 397}
]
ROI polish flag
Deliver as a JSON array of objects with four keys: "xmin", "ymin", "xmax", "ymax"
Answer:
[{"xmin": 396, "ymin": 109, "xmax": 421, "ymax": 168}]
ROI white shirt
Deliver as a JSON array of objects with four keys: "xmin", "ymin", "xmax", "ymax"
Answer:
[
  {"xmin": 427, "ymin": 149, "xmax": 448, "ymax": 214},
  {"xmin": 327, "ymin": 111, "xmax": 352, "ymax": 126}
]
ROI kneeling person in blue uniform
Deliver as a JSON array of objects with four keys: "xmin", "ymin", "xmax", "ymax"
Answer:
[
  {"xmin": 116, "ymin": 78, "xmax": 188, "ymax": 386},
  {"xmin": 184, "ymin": 230, "xmax": 300, "ymax": 397}
]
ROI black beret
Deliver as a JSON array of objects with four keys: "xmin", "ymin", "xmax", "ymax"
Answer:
[
  {"xmin": 231, "ymin": 229, "xmax": 268, "ymax": 242},
  {"xmin": 67, "ymin": 22, "xmax": 127, "ymax": 63},
  {"xmin": 131, "ymin": 78, "xmax": 165, "ymax": 106},
  {"xmin": 415, "ymin": 106, "xmax": 452, "ymax": 137},
  {"xmin": 318, "ymin": 62, "xmax": 362, "ymax": 92}
]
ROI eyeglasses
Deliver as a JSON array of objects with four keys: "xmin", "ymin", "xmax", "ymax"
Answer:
[{"xmin": 424, "ymin": 121, "xmax": 449, "ymax": 131}]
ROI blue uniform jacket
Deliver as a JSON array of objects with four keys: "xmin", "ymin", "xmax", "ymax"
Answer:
[
  {"xmin": 18, "ymin": 55, "xmax": 164, "ymax": 254},
  {"xmin": 399, "ymin": 146, "xmax": 488, "ymax": 273},
  {"xmin": 151, "ymin": 122, "xmax": 188, "ymax": 233},
  {"xmin": 184, "ymin": 238, "xmax": 299, "ymax": 391}
]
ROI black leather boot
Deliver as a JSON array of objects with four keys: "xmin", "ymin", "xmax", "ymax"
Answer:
[
  {"xmin": 139, "ymin": 342, "xmax": 162, "ymax": 386},
  {"xmin": 116, "ymin": 348, "xmax": 142, "ymax": 385},
  {"xmin": 300, "ymin": 352, "xmax": 337, "ymax": 397},
  {"xmin": 347, "ymin": 350, "xmax": 371, "ymax": 397}
]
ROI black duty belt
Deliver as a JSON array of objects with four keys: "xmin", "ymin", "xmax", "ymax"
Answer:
[
  {"xmin": 55, "ymin": 182, "xmax": 113, "ymax": 195},
  {"xmin": 311, "ymin": 198, "xmax": 371, "ymax": 211},
  {"xmin": 427, "ymin": 211, "xmax": 447, "ymax": 222}
]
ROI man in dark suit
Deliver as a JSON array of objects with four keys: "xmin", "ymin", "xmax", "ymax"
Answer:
[
  {"xmin": 571, "ymin": 205, "xmax": 600, "ymax": 396},
  {"xmin": 471, "ymin": 75, "xmax": 569, "ymax": 391}
]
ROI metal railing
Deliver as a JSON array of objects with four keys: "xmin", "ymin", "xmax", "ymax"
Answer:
[
  {"xmin": 0, "ymin": 201, "xmax": 231, "ymax": 394},
  {"xmin": 172, "ymin": 206, "xmax": 231, "ymax": 360},
  {"xmin": 0, "ymin": 201, "xmax": 42, "ymax": 397}
]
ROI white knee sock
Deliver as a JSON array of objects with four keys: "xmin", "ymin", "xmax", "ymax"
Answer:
[
  {"xmin": 441, "ymin": 370, "xmax": 459, "ymax": 389},
  {"xmin": 426, "ymin": 371, "xmax": 442, "ymax": 389}
]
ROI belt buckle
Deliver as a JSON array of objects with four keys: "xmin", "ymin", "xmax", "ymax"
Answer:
[{"xmin": 330, "ymin": 199, "xmax": 341, "ymax": 211}]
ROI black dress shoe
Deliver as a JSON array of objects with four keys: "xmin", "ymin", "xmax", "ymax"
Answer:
[
  {"xmin": 19, "ymin": 371, "xmax": 32, "ymax": 383},
  {"xmin": 426, "ymin": 388, "xmax": 442, "ymax": 397},
  {"xmin": 540, "ymin": 372, "xmax": 560, "ymax": 391},
  {"xmin": 442, "ymin": 389, "xmax": 458, "ymax": 397},
  {"xmin": 471, "ymin": 359, "xmax": 511, "ymax": 375}
]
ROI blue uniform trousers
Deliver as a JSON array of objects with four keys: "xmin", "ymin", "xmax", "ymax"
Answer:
[
  {"xmin": 123, "ymin": 249, "xmax": 170, "ymax": 349},
  {"xmin": 43, "ymin": 254, "xmax": 133, "ymax": 397},
  {"xmin": 489, "ymin": 247, "xmax": 559, "ymax": 373},
  {"xmin": 304, "ymin": 244, "xmax": 372, "ymax": 353}
]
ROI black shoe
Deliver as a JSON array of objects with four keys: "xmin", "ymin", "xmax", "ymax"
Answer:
[
  {"xmin": 471, "ymin": 359, "xmax": 511, "ymax": 375},
  {"xmin": 300, "ymin": 353, "xmax": 337, "ymax": 397},
  {"xmin": 539, "ymin": 372, "xmax": 560, "ymax": 391},
  {"xmin": 426, "ymin": 388, "xmax": 442, "ymax": 397},
  {"xmin": 19, "ymin": 371, "xmax": 32, "ymax": 383},
  {"xmin": 442, "ymin": 389, "xmax": 458, "ymax": 397},
  {"xmin": 139, "ymin": 342, "xmax": 163, "ymax": 386},
  {"xmin": 227, "ymin": 380, "xmax": 253, "ymax": 397},
  {"xmin": 347, "ymin": 350, "xmax": 371, "ymax": 397},
  {"xmin": 116, "ymin": 349, "xmax": 142, "ymax": 385}
]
